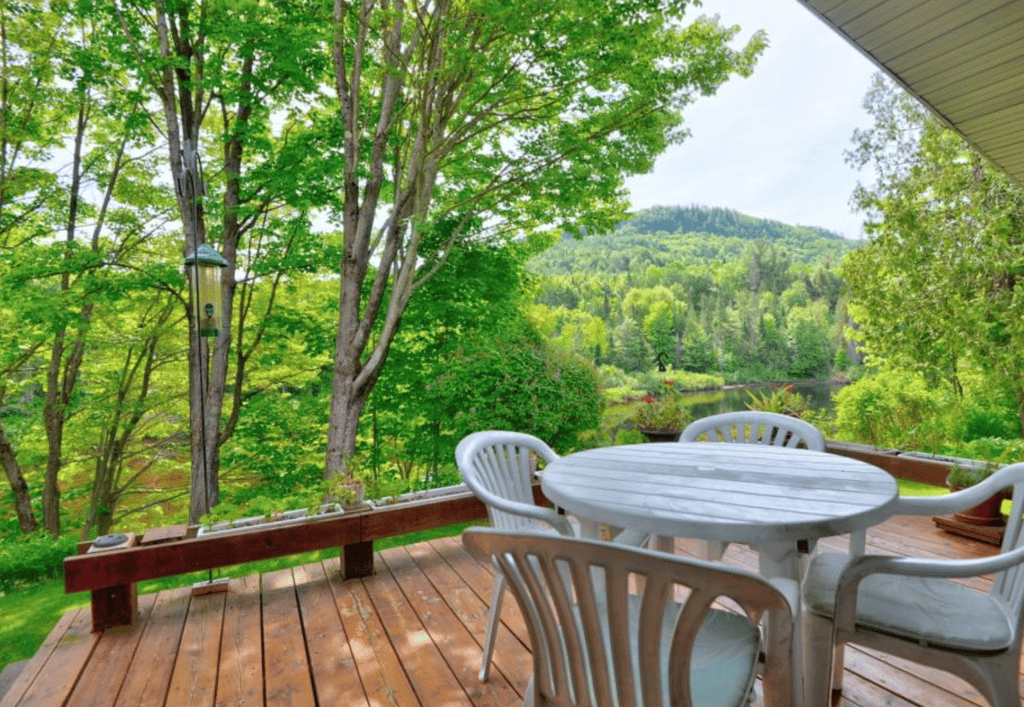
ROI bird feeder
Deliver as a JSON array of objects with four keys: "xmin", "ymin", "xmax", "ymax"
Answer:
[{"xmin": 184, "ymin": 243, "xmax": 228, "ymax": 337}]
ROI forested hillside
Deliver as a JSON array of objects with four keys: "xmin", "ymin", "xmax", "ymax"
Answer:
[{"xmin": 528, "ymin": 206, "xmax": 858, "ymax": 383}]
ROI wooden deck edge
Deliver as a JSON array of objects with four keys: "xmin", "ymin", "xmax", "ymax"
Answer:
[{"xmin": 63, "ymin": 444, "xmax": 952, "ymax": 632}]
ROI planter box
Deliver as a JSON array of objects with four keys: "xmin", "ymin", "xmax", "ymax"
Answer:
[
  {"xmin": 369, "ymin": 483, "xmax": 469, "ymax": 508},
  {"xmin": 198, "ymin": 504, "xmax": 344, "ymax": 536}
]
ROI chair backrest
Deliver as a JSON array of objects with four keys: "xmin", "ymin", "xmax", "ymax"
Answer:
[
  {"xmin": 989, "ymin": 464, "xmax": 1024, "ymax": 609},
  {"xmin": 456, "ymin": 431, "xmax": 558, "ymax": 532},
  {"xmin": 680, "ymin": 411, "xmax": 825, "ymax": 450},
  {"xmin": 463, "ymin": 528, "xmax": 795, "ymax": 707}
]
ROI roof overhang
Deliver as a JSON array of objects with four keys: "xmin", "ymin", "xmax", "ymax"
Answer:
[{"xmin": 796, "ymin": 0, "xmax": 1024, "ymax": 190}]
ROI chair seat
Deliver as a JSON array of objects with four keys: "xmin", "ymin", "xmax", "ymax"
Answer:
[
  {"xmin": 581, "ymin": 597, "xmax": 760, "ymax": 707},
  {"xmin": 803, "ymin": 552, "xmax": 1013, "ymax": 652},
  {"xmin": 681, "ymin": 607, "xmax": 762, "ymax": 707}
]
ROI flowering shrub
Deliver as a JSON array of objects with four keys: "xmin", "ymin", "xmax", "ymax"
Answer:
[{"xmin": 633, "ymin": 381, "xmax": 691, "ymax": 432}]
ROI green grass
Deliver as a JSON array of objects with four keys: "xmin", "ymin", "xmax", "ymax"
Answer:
[
  {"xmin": 0, "ymin": 520, "xmax": 481, "ymax": 671},
  {"xmin": 897, "ymin": 478, "xmax": 948, "ymax": 496}
]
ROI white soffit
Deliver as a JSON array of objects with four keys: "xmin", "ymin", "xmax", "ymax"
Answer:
[{"xmin": 796, "ymin": 0, "xmax": 1024, "ymax": 190}]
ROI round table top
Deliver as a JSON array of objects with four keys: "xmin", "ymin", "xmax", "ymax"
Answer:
[{"xmin": 541, "ymin": 442, "xmax": 900, "ymax": 544}]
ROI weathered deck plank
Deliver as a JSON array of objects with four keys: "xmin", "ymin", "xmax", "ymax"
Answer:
[{"xmin": 2, "ymin": 514, "xmax": 1012, "ymax": 707}]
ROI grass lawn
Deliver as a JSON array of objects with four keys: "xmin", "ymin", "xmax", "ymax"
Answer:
[{"xmin": 0, "ymin": 520, "xmax": 481, "ymax": 671}]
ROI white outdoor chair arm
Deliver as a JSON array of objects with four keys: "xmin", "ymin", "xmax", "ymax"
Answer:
[
  {"xmin": 894, "ymin": 463, "xmax": 1024, "ymax": 516},
  {"xmin": 832, "ymin": 546, "xmax": 1024, "ymax": 634},
  {"xmin": 462, "ymin": 476, "xmax": 574, "ymax": 535},
  {"xmin": 767, "ymin": 577, "xmax": 801, "ymax": 615}
]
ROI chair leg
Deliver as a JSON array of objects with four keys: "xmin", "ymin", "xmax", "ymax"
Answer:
[
  {"xmin": 479, "ymin": 570, "xmax": 506, "ymax": 682},
  {"xmin": 703, "ymin": 540, "xmax": 728, "ymax": 561},
  {"xmin": 802, "ymin": 611, "xmax": 837, "ymax": 707},
  {"xmin": 964, "ymin": 653, "xmax": 1022, "ymax": 707}
]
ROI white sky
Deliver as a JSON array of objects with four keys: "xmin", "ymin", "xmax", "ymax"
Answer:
[{"xmin": 625, "ymin": 0, "xmax": 881, "ymax": 240}]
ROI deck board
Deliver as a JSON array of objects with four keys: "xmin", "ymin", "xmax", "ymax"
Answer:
[{"xmin": 2, "ymin": 513, "xmax": 1012, "ymax": 707}]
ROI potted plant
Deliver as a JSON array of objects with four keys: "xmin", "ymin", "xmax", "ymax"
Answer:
[
  {"xmin": 946, "ymin": 461, "xmax": 1008, "ymax": 526},
  {"xmin": 633, "ymin": 381, "xmax": 691, "ymax": 442}
]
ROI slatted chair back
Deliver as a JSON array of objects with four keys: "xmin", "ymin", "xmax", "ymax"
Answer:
[
  {"xmin": 986, "ymin": 466, "xmax": 1024, "ymax": 614},
  {"xmin": 463, "ymin": 528, "xmax": 796, "ymax": 707},
  {"xmin": 680, "ymin": 411, "xmax": 825, "ymax": 450},
  {"xmin": 456, "ymin": 430, "xmax": 572, "ymax": 536}
]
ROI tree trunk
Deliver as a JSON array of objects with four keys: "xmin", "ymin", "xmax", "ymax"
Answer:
[{"xmin": 0, "ymin": 421, "xmax": 37, "ymax": 533}]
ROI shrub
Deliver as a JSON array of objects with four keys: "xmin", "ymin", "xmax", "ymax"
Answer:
[
  {"xmin": 0, "ymin": 533, "xmax": 79, "ymax": 592},
  {"xmin": 834, "ymin": 369, "xmax": 957, "ymax": 451},
  {"xmin": 961, "ymin": 401, "xmax": 1019, "ymax": 441},
  {"xmin": 957, "ymin": 437, "xmax": 1024, "ymax": 465}
]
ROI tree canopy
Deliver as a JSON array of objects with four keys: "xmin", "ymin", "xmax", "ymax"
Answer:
[{"xmin": 841, "ymin": 74, "xmax": 1024, "ymax": 433}]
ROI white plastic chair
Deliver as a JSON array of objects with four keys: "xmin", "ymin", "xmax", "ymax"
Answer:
[
  {"xmin": 680, "ymin": 411, "xmax": 826, "ymax": 450},
  {"xmin": 462, "ymin": 527, "xmax": 798, "ymax": 707},
  {"xmin": 676, "ymin": 412, "xmax": 841, "ymax": 560},
  {"xmin": 456, "ymin": 430, "xmax": 647, "ymax": 681},
  {"xmin": 803, "ymin": 462, "xmax": 1024, "ymax": 707}
]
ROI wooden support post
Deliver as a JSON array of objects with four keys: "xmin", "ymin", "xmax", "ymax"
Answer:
[
  {"xmin": 90, "ymin": 582, "xmax": 138, "ymax": 632},
  {"xmin": 86, "ymin": 533, "xmax": 139, "ymax": 632},
  {"xmin": 343, "ymin": 540, "xmax": 374, "ymax": 578}
]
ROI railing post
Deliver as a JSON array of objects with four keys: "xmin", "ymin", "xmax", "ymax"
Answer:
[
  {"xmin": 83, "ymin": 533, "xmax": 139, "ymax": 632},
  {"xmin": 342, "ymin": 540, "xmax": 374, "ymax": 578}
]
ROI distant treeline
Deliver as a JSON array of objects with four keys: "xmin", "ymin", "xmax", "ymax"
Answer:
[
  {"xmin": 528, "ymin": 205, "xmax": 857, "ymax": 383},
  {"xmin": 620, "ymin": 204, "xmax": 847, "ymax": 242}
]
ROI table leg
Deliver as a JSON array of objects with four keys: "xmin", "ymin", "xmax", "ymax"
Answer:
[
  {"xmin": 753, "ymin": 541, "xmax": 802, "ymax": 580},
  {"xmin": 752, "ymin": 541, "xmax": 805, "ymax": 707},
  {"xmin": 576, "ymin": 518, "xmax": 600, "ymax": 539}
]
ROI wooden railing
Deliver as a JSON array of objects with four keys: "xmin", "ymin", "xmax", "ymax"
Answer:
[{"xmin": 64, "ymin": 441, "xmax": 954, "ymax": 632}]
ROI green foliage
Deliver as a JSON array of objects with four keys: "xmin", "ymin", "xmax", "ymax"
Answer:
[
  {"xmin": 945, "ymin": 462, "xmax": 999, "ymax": 489},
  {"xmin": 0, "ymin": 533, "xmax": 79, "ymax": 592},
  {"xmin": 843, "ymin": 74, "xmax": 1024, "ymax": 434},
  {"xmin": 601, "ymin": 367, "xmax": 724, "ymax": 402},
  {"xmin": 833, "ymin": 369, "xmax": 957, "ymax": 452},
  {"xmin": 433, "ymin": 326, "xmax": 604, "ymax": 454},
  {"xmin": 961, "ymin": 400, "xmax": 1020, "ymax": 442},
  {"xmin": 633, "ymin": 382, "xmax": 691, "ymax": 432},
  {"xmin": 528, "ymin": 206, "xmax": 851, "ymax": 381},
  {"xmin": 957, "ymin": 438, "xmax": 1024, "ymax": 466},
  {"xmin": 745, "ymin": 385, "xmax": 809, "ymax": 418}
]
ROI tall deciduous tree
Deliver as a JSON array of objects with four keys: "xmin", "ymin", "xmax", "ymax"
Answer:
[
  {"xmin": 843, "ymin": 74, "xmax": 1024, "ymax": 432},
  {"xmin": 109, "ymin": 0, "xmax": 332, "ymax": 521},
  {"xmin": 0, "ymin": 1, "xmax": 171, "ymax": 536},
  {"xmin": 324, "ymin": 0, "xmax": 765, "ymax": 477}
]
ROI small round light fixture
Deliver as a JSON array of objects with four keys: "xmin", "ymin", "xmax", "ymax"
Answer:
[{"xmin": 184, "ymin": 243, "xmax": 228, "ymax": 338}]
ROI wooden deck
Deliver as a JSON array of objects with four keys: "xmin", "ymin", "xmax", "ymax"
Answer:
[{"xmin": 1, "ymin": 513, "xmax": 1009, "ymax": 707}]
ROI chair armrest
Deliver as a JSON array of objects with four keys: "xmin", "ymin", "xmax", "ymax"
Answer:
[
  {"xmin": 894, "ymin": 462, "xmax": 1024, "ymax": 516},
  {"xmin": 466, "ymin": 481, "xmax": 575, "ymax": 535},
  {"xmin": 831, "ymin": 545, "xmax": 1024, "ymax": 634}
]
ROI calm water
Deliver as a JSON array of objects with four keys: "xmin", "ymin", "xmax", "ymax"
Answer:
[{"xmin": 681, "ymin": 380, "xmax": 842, "ymax": 419}]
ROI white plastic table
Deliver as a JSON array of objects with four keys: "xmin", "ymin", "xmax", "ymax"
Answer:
[{"xmin": 541, "ymin": 442, "xmax": 900, "ymax": 580}]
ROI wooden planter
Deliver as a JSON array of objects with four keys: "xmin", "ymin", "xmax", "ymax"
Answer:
[
  {"xmin": 934, "ymin": 487, "xmax": 1011, "ymax": 546},
  {"xmin": 639, "ymin": 428, "xmax": 682, "ymax": 443},
  {"xmin": 949, "ymin": 488, "xmax": 1010, "ymax": 527}
]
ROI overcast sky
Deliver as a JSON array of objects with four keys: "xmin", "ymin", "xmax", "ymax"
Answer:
[{"xmin": 625, "ymin": 0, "xmax": 882, "ymax": 240}]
